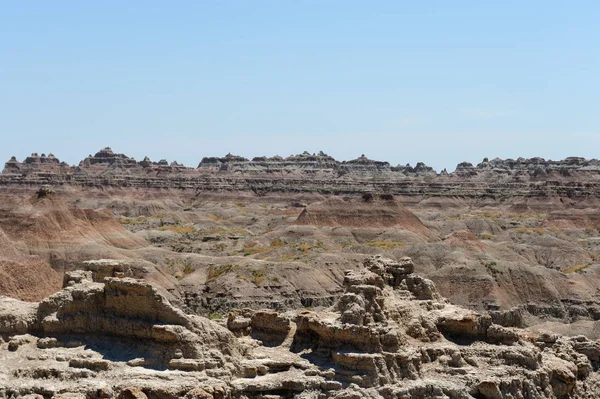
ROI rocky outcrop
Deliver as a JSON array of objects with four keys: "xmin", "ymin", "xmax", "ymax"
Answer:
[
  {"xmin": 239, "ymin": 255, "xmax": 600, "ymax": 397},
  {"xmin": 79, "ymin": 147, "xmax": 140, "ymax": 170},
  {"xmin": 2, "ymin": 153, "xmax": 69, "ymax": 176},
  {"xmin": 3, "ymin": 256, "xmax": 600, "ymax": 398},
  {"xmin": 5, "ymin": 148, "xmax": 600, "ymax": 198},
  {"xmin": 0, "ymin": 271, "xmax": 240, "ymax": 370}
]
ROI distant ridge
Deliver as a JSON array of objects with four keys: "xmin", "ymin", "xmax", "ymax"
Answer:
[{"xmin": 2, "ymin": 147, "xmax": 600, "ymax": 198}]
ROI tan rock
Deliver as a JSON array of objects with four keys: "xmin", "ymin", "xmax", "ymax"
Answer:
[{"xmin": 119, "ymin": 387, "xmax": 148, "ymax": 399}]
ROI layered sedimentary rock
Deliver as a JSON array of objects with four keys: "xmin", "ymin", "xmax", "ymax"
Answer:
[
  {"xmin": 0, "ymin": 270, "xmax": 240, "ymax": 367},
  {"xmin": 0, "ymin": 271, "xmax": 240, "ymax": 398},
  {"xmin": 3, "ymin": 147, "xmax": 600, "ymax": 397},
  {"xmin": 227, "ymin": 255, "xmax": 600, "ymax": 398},
  {"xmin": 0, "ymin": 227, "xmax": 61, "ymax": 301},
  {"xmin": 4, "ymin": 148, "xmax": 600, "ymax": 198},
  {"xmin": 3, "ymin": 256, "xmax": 600, "ymax": 398},
  {"xmin": 0, "ymin": 192, "xmax": 147, "ymax": 269},
  {"xmin": 295, "ymin": 194, "xmax": 432, "ymax": 237},
  {"xmin": 2, "ymin": 153, "xmax": 69, "ymax": 176}
]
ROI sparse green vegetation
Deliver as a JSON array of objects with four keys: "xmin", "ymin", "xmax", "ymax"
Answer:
[
  {"xmin": 445, "ymin": 211, "xmax": 546, "ymax": 222},
  {"xmin": 271, "ymin": 253, "xmax": 309, "ymax": 263},
  {"xmin": 513, "ymin": 227, "xmax": 545, "ymax": 235},
  {"xmin": 365, "ymin": 240, "xmax": 405, "ymax": 250},
  {"xmin": 242, "ymin": 241, "xmax": 270, "ymax": 256},
  {"xmin": 270, "ymin": 239, "xmax": 286, "ymax": 248},
  {"xmin": 163, "ymin": 258, "xmax": 195, "ymax": 280},
  {"xmin": 119, "ymin": 213, "xmax": 169, "ymax": 225},
  {"xmin": 507, "ymin": 212, "xmax": 547, "ymax": 221},
  {"xmin": 206, "ymin": 213, "xmax": 223, "ymax": 221},
  {"xmin": 295, "ymin": 240, "xmax": 325, "ymax": 253},
  {"xmin": 251, "ymin": 266, "xmax": 267, "ymax": 285},
  {"xmin": 203, "ymin": 226, "xmax": 249, "ymax": 236},
  {"xmin": 119, "ymin": 216, "xmax": 145, "ymax": 225},
  {"xmin": 207, "ymin": 264, "xmax": 238, "ymax": 281},
  {"xmin": 158, "ymin": 225, "xmax": 195, "ymax": 234},
  {"xmin": 480, "ymin": 260, "xmax": 503, "ymax": 279},
  {"xmin": 563, "ymin": 263, "xmax": 593, "ymax": 274},
  {"xmin": 209, "ymin": 312, "xmax": 223, "ymax": 321},
  {"xmin": 214, "ymin": 243, "xmax": 227, "ymax": 252},
  {"xmin": 475, "ymin": 211, "xmax": 502, "ymax": 219},
  {"xmin": 182, "ymin": 263, "xmax": 194, "ymax": 276},
  {"xmin": 297, "ymin": 243, "xmax": 313, "ymax": 252},
  {"xmin": 234, "ymin": 266, "xmax": 269, "ymax": 286}
]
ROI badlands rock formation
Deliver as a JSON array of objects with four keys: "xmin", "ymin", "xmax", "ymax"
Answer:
[
  {"xmin": 0, "ymin": 227, "xmax": 60, "ymax": 301},
  {"xmin": 2, "ymin": 147, "xmax": 600, "ymax": 397},
  {"xmin": 2, "ymin": 148, "xmax": 600, "ymax": 324},
  {"xmin": 2, "ymin": 256, "xmax": 600, "ymax": 398},
  {"xmin": 4, "ymin": 148, "xmax": 600, "ymax": 197},
  {"xmin": 296, "ymin": 194, "xmax": 431, "ymax": 233}
]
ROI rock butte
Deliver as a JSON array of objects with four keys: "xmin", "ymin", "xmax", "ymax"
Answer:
[{"xmin": 2, "ymin": 147, "xmax": 600, "ymax": 398}]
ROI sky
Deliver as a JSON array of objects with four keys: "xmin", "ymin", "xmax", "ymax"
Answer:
[{"xmin": 1, "ymin": 1, "xmax": 599, "ymax": 172}]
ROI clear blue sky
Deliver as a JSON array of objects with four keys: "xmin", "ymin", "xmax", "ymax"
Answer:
[{"xmin": 1, "ymin": 1, "xmax": 599, "ymax": 171}]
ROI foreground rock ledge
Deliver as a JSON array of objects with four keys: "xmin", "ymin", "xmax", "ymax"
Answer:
[{"xmin": 1, "ymin": 257, "xmax": 600, "ymax": 398}]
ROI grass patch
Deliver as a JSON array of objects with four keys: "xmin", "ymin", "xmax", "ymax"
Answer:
[
  {"xmin": 512, "ymin": 227, "xmax": 544, "ymax": 235},
  {"xmin": 365, "ymin": 240, "xmax": 405, "ymax": 250},
  {"xmin": 235, "ymin": 266, "xmax": 269, "ymax": 286},
  {"xmin": 295, "ymin": 240, "xmax": 325, "ymax": 253},
  {"xmin": 563, "ymin": 263, "xmax": 593, "ymax": 274},
  {"xmin": 270, "ymin": 239, "xmax": 286, "ymax": 248},
  {"xmin": 297, "ymin": 243, "xmax": 313, "ymax": 252},
  {"xmin": 206, "ymin": 213, "xmax": 223, "ymax": 222},
  {"xmin": 164, "ymin": 258, "xmax": 195, "ymax": 280},
  {"xmin": 119, "ymin": 216, "xmax": 147, "ymax": 225},
  {"xmin": 242, "ymin": 242, "xmax": 270, "ymax": 256},
  {"xmin": 207, "ymin": 264, "xmax": 238, "ymax": 281},
  {"xmin": 240, "ymin": 239, "xmax": 287, "ymax": 256},
  {"xmin": 480, "ymin": 260, "xmax": 503, "ymax": 278},
  {"xmin": 251, "ymin": 266, "xmax": 268, "ymax": 285},
  {"xmin": 182, "ymin": 263, "xmax": 194, "ymax": 276},
  {"xmin": 159, "ymin": 225, "xmax": 195, "ymax": 234},
  {"xmin": 203, "ymin": 226, "xmax": 250, "ymax": 236},
  {"xmin": 475, "ymin": 211, "xmax": 502, "ymax": 219},
  {"xmin": 507, "ymin": 212, "xmax": 547, "ymax": 221},
  {"xmin": 213, "ymin": 243, "xmax": 227, "ymax": 252},
  {"xmin": 272, "ymin": 253, "xmax": 308, "ymax": 263},
  {"xmin": 209, "ymin": 312, "xmax": 223, "ymax": 321}
]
